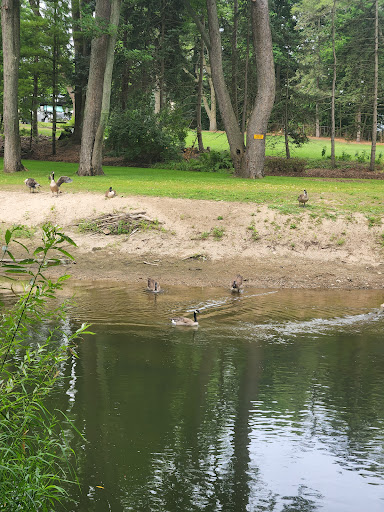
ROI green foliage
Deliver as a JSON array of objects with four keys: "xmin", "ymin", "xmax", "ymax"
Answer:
[
  {"xmin": 159, "ymin": 150, "xmax": 234, "ymax": 173},
  {"xmin": 212, "ymin": 227, "xmax": 225, "ymax": 240},
  {"xmin": 247, "ymin": 223, "xmax": 260, "ymax": 241},
  {"xmin": 0, "ymin": 224, "xmax": 92, "ymax": 510},
  {"xmin": 264, "ymin": 157, "xmax": 307, "ymax": 174},
  {"xmin": 106, "ymin": 106, "xmax": 188, "ymax": 164}
]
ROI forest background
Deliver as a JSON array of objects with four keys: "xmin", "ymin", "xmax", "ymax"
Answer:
[{"xmin": 1, "ymin": 0, "xmax": 384, "ymax": 179}]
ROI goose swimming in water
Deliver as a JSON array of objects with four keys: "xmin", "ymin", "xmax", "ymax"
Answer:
[
  {"xmin": 147, "ymin": 278, "xmax": 161, "ymax": 293},
  {"xmin": 171, "ymin": 310, "xmax": 200, "ymax": 326},
  {"xmin": 230, "ymin": 274, "xmax": 243, "ymax": 293}
]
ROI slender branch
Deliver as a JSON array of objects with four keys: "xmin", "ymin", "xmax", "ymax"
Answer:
[{"xmin": 183, "ymin": 0, "xmax": 211, "ymax": 50}]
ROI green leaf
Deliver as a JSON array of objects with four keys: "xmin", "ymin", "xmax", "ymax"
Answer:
[
  {"xmin": 56, "ymin": 248, "xmax": 75, "ymax": 260},
  {"xmin": 5, "ymin": 230, "xmax": 12, "ymax": 245},
  {"xmin": 18, "ymin": 259, "xmax": 36, "ymax": 265},
  {"xmin": 33, "ymin": 246, "xmax": 45, "ymax": 255},
  {"xmin": 59, "ymin": 234, "xmax": 77, "ymax": 247},
  {"xmin": 13, "ymin": 240, "xmax": 30, "ymax": 253},
  {"xmin": 4, "ymin": 250, "xmax": 16, "ymax": 262}
]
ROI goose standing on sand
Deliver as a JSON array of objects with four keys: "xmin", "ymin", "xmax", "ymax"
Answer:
[
  {"xmin": 231, "ymin": 274, "xmax": 243, "ymax": 293},
  {"xmin": 147, "ymin": 278, "xmax": 161, "ymax": 293},
  {"xmin": 171, "ymin": 310, "xmax": 200, "ymax": 326},
  {"xmin": 105, "ymin": 187, "xmax": 117, "ymax": 198},
  {"xmin": 298, "ymin": 189, "xmax": 309, "ymax": 207},
  {"xmin": 24, "ymin": 178, "xmax": 41, "ymax": 193},
  {"xmin": 49, "ymin": 172, "xmax": 73, "ymax": 196}
]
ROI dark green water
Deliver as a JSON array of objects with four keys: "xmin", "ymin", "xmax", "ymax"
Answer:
[{"xmin": 53, "ymin": 283, "xmax": 384, "ymax": 511}]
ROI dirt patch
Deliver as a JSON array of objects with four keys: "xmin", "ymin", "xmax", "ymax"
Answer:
[{"xmin": 1, "ymin": 190, "xmax": 384, "ymax": 291}]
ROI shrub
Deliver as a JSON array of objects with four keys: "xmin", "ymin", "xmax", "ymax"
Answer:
[
  {"xmin": 0, "ymin": 224, "xmax": 92, "ymax": 510},
  {"xmin": 264, "ymin": 156, "xmax": 307, "ymax": 174},
  {"xmin": 186, "ymin": 150, "xmax": 234, "ymax": 173},
  {"xmin": 106, "ymin": 106, "xmax": 188, "ymax": 164},
  {"xmin": 155, "ymin": 149, "xmax": 234, "ymax": 173}
]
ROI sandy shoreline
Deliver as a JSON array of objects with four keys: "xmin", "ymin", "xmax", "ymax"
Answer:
[{"xmin": 1, "ymin": 190, "xmax": 384, "ymax": 290}]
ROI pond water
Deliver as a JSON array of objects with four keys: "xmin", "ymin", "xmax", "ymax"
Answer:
[{"xmin": 52, "ymin": 283, "xmax": 384, "ymax": 512}]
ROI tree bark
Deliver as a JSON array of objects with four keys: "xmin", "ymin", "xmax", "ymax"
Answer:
[
  {"xmin": 202, "ymin": 58, "xmax": 217, "ymax": 131},
  {"xmin": 28, "ymin": 0, "xmax": 40, "ymax": 139},
  {"xmin": 1, "ymin": 0, "xmax": 25, "ymax": 173},
  {"xmin": 370, "ymin": 0, "xmax": 378, "ymax": 171},
  {"xmin": 91, "ymin": 0, "xmax": 122, "ymax": 175},
  {"xmin": 284, "ymin": 69, "xmax": 290, "ymax": 159},
  {"xmin": 241, "ymin": 20, "xmax": 250, "ymax": 136},
  {"xmin": 206, "ymin": 0, "xmax": 245, "ymax": 175},
  {"xmin": 245, "ymin": 0, "xmax": 276, "ymax": 178},
  {"xmin": 231, "ymin": 0, "xmax": 239, "ymax": 122},
  {"xmin": 330, "ymin": 0, "xmax": 336, "ymax": 168},
  {"xmin": 78, "ymin": 0, "xmax": 111, "ymax": 176},
  {"xmin": 356, "ymin": 108, "xmax": 361, "ymax": 142},
  {"xmin": 196, "ymin": 30, "xmax": 205, "ymax": 153},
  {"xmin": 71, "ymin": 0, "xmax": 91, "ymax": 143},
  {"xmin": 315, "ymin": 103, "xmax": 320, "ymax": 137}
]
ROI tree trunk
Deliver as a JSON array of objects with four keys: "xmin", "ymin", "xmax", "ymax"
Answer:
[
  {"xmin": 91, "ymin": 0, "xmax": 122, "ymax": 175},
  {"xmin": 52, "ymin": 12, "xmax": 58, "ymax": 156},
  {"xmin": 28, "ymin": 1, "xmax": 40, "ymax": 140},
  {"xmin": 315, "ymin": 101, "xmax": 320, "ymax": 137},
  {"xmin": 202, "ymin": 58, "xmax": 217, "ymax": 131},
  {"xmin": 370, "ymin": 0, "xmax": 378, "ymax": 171},
  {"xmin": 159, "ymin": 2, "xmax": 166, "ymax": 110},
  {"xmin": 330, "ymin": 0, "xmax": 336, "ymax": 168},
  {"xmin": 78, "ymin": 0, "xmax": 111, "ymax": 176},
  {"xmin": 241, "ymin": 20, "xmax": 250, "ymax": 136},
  {"xmin": 231, "ymin": 0, "xmax": 239, "ymax": 122},
  {"xmin": 71, "ymin": 0, "xmax": 90, "ymax": 143},
  {"xmin": 154, "ymin": 84, "xmax": 161, "ymax": 114},
  {"xmin": 1, "ymin": 0, "xmax": 25, "ymax": 173},
  {"xmin": 284, "ymin": 69, "xmax": 290, "ymax": 159},
  {"xmin": 356, "ymin": 108, "xmax": 361, "ymax": 142},
  {"xmin": 32, "ymin": 67, "xmax": 39, "ymax": 138},
  {"xmin": 196, "ymin": 30, "xmax": 205, "ymax": 153},
  {"xmin": 245, "ymin": 0, "xmax": 275, "ymax": 178},
  {"xmin": 206, "ymin": 0, "xmax": 245, "ymax": 175}
]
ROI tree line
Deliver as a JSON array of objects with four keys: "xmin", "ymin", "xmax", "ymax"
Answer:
[{"xmin": 1, "ymin": 0, "xmax": 383, "ymax": 178}]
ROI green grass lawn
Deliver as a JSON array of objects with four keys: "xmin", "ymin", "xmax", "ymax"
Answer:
[
  {"xmin": 20, "ymin": 122, "xmax": 68, "ymax": 137},
  {"xmin": 185, "ymin": 131, "xmax": 384, "ymax": 166},
  {"xmin": 1, "ymin": 158, "xmax": 383, "ymax": 220}
]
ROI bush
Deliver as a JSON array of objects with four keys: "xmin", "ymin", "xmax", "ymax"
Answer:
[
  {"xmin": 0, "ymin": 224, "xmax": 92, "ymax": 510},
  {"xmin": 106, "ymin": 106, "xmax": 188, "ymax": 164},
  {"xmin": 154, "ymin": 150, "xmax": 234, "ymax": 173},
  {"xmin": 264, "ymin": 156, "xmax": 307, "ymax": 174}
]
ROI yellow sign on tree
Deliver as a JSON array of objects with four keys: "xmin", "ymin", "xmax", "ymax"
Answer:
[{"xmin": 254, "ymin": 134, "xmax": 264, "ymax": 139}]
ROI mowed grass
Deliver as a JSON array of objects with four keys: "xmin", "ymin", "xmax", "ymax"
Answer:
[
  {"xmin": 1, "ymin": 158, "xmax": 383, "ymax": 219},
  {"xmin": 185, "ymin": 131, "xmax": 384, "ymax": 164}
]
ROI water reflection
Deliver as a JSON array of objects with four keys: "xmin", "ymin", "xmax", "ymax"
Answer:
[{"xmin": 50, "ymin": 283, "xmax": 384, "ymax": 511}]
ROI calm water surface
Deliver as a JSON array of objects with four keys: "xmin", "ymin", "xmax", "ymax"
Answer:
[{"xmin": 51, "ymin": 283, "xmax": 384, "ymax": 511}]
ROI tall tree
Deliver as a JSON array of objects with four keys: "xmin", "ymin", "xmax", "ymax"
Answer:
[
  {"xmin": 91, "ymin": 0, "xmax": 122, "ymax": 175},
  {"xmin": 78, "ymin": 0, "xmax": 121, "ymax": 176},
  {"xmin": 188, "ymin": 0, "xmax": 275, "ymax": 178},
  {"xmin": 330, "ymin": 0, "xmax": 337, "ymax": 167},
  {"xmin": 1, "ymin": 0, "xmax": 25, "ymax": 173},
  {"xmin": 370, "ymin": 0, "xmax": 379, "ymax": 170}
]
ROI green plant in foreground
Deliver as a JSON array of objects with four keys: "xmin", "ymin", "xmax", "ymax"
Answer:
[{"xmin": 0, "ymin": 223, "xmax": 92, "ymax": 511}]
